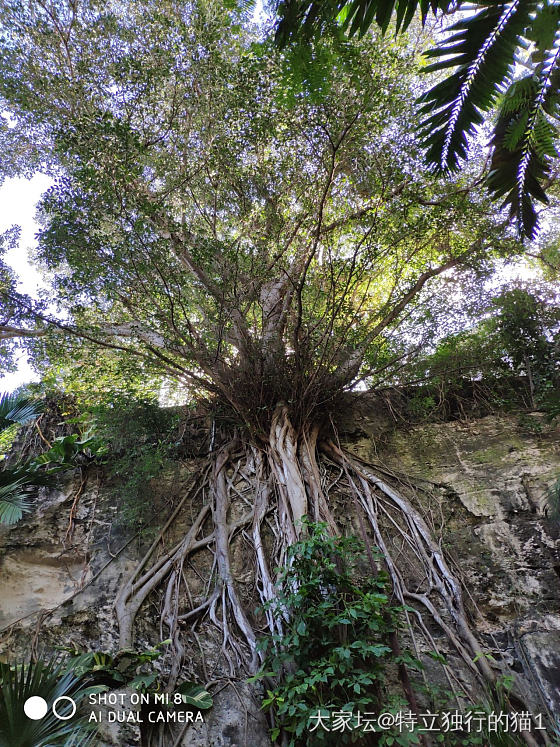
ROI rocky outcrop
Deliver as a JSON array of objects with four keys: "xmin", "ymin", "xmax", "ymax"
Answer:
[
  {"xmin": 352, "ymin": 412, "xmax": 560, "ymax": 723},
  {"xmin": 0, "ymin": 412, "xmax": 559, "ymax": 745}
]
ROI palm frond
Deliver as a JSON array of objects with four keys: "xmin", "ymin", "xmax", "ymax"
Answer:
[
  {"xmin": 0, "ymin": 480, "xmax": 32, "ymax": 525},
  {"xmin": 488, "ymin": 40, "xmax": 560, "ymax": 238},
  {"xmin": 344, "ymin": 0, "xmax": 450, "ymax": 35},
  {"xmin": 418, "ymin": 1, "xmax": 537, "ymax": 173},
  {"xmin": 0, "ymin": 658, "xmax": 96, "ymax": 747},
  {"xmin": 275, "ymin": 0, "xmax": 451, "ymax": 47},
  {"xmin": 0, "ymin": 392, "xmax": 43, "ymax": 430},
  {"xmin": 0, "ymin": 463, "xmax": 56, "ymax": 525}
]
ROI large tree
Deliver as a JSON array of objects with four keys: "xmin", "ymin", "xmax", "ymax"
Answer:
[{"xmin": 0, "ymin": 1, "xmax": 544, "ymax": 743}]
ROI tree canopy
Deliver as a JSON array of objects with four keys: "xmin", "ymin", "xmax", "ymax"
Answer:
[{"xmin": 0, "ymin": 0, "xmax": 527, "ymax": 433}]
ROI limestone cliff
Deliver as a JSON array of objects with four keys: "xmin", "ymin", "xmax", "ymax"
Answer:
[{"xmin": 0, "ymin": 410, "xmax": 558, "ymax": 746}]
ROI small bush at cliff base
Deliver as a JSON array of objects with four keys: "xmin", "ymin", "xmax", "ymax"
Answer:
[{"xmin": 252, "ymin": 519, "xmax": 416, "ymax": 746}]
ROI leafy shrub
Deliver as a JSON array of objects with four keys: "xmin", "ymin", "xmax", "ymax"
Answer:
[
  {"xmin": 90, "ymin": 396, "xmax": 181, "ymax": 531},
  {"xmin": 63, "ymin": 640, "xmax": 212, "ymax": 709},
  {"xmin": 253, "ymin": 519, "xmax": 412, "ymax": 746}
]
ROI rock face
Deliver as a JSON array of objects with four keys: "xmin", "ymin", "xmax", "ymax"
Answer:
[
  {"xmin": 354, "ymin": 412, "xmax": 560, "ymax": 723},
  {"xmin": 0, "ymin": 411, "xmax": 559, "ymax": 745}
]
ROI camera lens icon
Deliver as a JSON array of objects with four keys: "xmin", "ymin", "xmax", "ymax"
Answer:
[{"xmin": 24, "ymin": 695, "xmax": 77, "ymax": 721}]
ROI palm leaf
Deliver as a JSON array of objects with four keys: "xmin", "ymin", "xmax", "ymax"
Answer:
[
  {"xmin": 0, "ymin": 658, "xmax": 96, "ymax": 747},
  {"xmin": 487, "ymin": 42, "xmax": 560, "ymax": 238},
  {"xmin": 0, "ymin": 392, "xmax": 43, "ymax": 431},
  {"xmin": 418, "ymin": 1, "xmax": 538, "ymax": 173},
  {"xmin": 275, "ymin": 0, "xmax": 451, "ymax": 47},
  {"xmin": 0, "ymin": 480, "xmax": 32, "ymax": 525},
  {"xmin": 0, "ymin": 465, "xmax": 54, "ymax": 525}
]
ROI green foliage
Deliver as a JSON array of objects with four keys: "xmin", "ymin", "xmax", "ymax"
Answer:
[
  {"xmin": 0, "ymin": 657, "xmax": 97, "ymax": 747},
  {"xmin": 89, "ymin": 395, "xmax": 181, "ymax": 531},
  {"xmin": 65, "ymin": 640, "xmax": 163, "ymax": 690},
  {"xmin": 253, "ymin": 519, "xmax": 410, "ymax": 745},
  {"xmin": 175, "ymin": 682, "xmax": 214, "ymax": 710},
  {"xmin": 274, "ymin": 0, "xmax": 449, "ymax": 46},
  {"xmin": 0, "ymin": 391, "xmax": 107, "ymax": 525},
  {"xmin": 0, "ymin": 227, "xmax": 48, "ymax": 374},
  {"xmin": 0, "ymin": 391, "xmax": 43, "ymax": 461},
  {"xmin": 492, "ymin": 286, "xmax": 560, "ymax": 416},
  {"xmin": 0, "ymin": 392, "xmax": 48, "ymax": 525},
  {"xmin": 403, "ymin": 285, "xmax": 560, "ymax": 420},
  {"xmin": 0, "ymin": 422, "xmax": 19, "ymax": 457},
  {"xmin": 63, "ymin": 641, "xmax": 213, "ymax": 708},
  {"xmin": 0, "ymin": 642, "xmax": 212, "ymax": 747},
  {"xmin": 33, "ymin": 342, "xmax": 164, "ymax": 407},
  {"xmin": 0, "ymin": 399, "xmax": 104, "ymax": 526},
  {"xmin": 393, "ymin": 675, "xmax": 530, "ymax": 746},
  {"xmin": 458, "ymin": 675, "xmax": 527, "ymax": 747},
  {"xmin": 0, "ymin": 0, "xmax": 526, "ymax": 426},
  {"xmin": 33, "ymin": 433, "xmax": 106, "ymax": 467},
  {"xmin": 0, "ymin": 479, "xmax": 35, "ymax": 525},
  {"xmin": 546, "ymin": 475, "xmax": 560, "ymax": 522},
  {"xmin": 0, "ymin": 390, "xmax": 181, "ymax": 531},
  {"xmin": 0, "ymin": 391, "xmax": 43, "ymax": 428}
]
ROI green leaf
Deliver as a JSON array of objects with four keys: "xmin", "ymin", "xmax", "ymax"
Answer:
[
  {"xmin": 128, "ymin": 673, "xmax": 157, "ymax": 690},
  {"xmin": 418, "ymin": 1, "xmax": 536, "ymax": 173},
  {"xmin": 176, "ymin": 682, "xmax": 213, "ymax": 710},
  {"xmin": 0, "ymin": 480, "xmax": 32, "ymax": 524},
  {"xmin": 0, "ymin": 393, "xmax": 42, "ymax": 429}
]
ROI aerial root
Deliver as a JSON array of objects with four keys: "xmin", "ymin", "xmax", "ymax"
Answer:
[
  {"xmin": 321, "ymin": 440, "xmax": 543, "ymax": 747},
  {"xmin": 114, "ymin": 432, "xmax": 544, "ymax": 746},
  {"xmin": 115, "ymin": 440, "xmax": 276, "ymax": 678}
]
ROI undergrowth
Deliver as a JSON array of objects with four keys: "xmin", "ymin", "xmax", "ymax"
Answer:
[
  {"xmin": 252, "ymin": 519, "xmax": 414, "ymax": 746},
  {"xmin": 89, "ymin": 396, "xmax": 182, "ymax": 533},
  {"xmin": 252, "ymin": 520, "xmax": 538, "ymax": 747}
]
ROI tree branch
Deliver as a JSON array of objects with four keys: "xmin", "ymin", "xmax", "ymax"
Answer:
[{"xmin": 0, "ymin": 325, "xmax": 47, "ymax": 341}]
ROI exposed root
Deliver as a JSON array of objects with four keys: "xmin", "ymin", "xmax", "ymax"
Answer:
[
  {"xmin": 115, "ymin": 474, "xmax": 213, "ymax": 648},
  {"xmin": 212, "ymin": 444, "xmax": 258, "ymax": 672},
  {"xmin": 321, "ymin": 440, "xmax": 543, "ymax": 747},
  {"xmin": 114, "ymin": 418, "xmax": 546, "ymax": 746}
]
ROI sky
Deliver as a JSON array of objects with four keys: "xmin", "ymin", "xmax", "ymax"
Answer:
[{"xmin": 0, "ymin": 173, "xmax": 53, "ymax": 392}]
